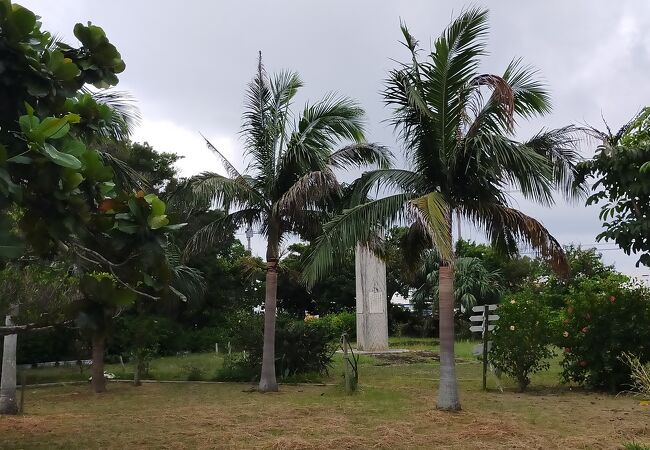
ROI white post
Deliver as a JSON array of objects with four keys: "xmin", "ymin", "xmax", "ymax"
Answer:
[
  {"xmin": 355, "ymin": 244, "xmax": 388, "ymax": 352},
  {"xmin": 0, "ymin": 313, "xmax": 18, "ymax": 415}
]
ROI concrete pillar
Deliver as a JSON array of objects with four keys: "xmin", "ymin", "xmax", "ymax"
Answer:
[
  {"xmin": 0, "ymin": 314, "xmax": 18, "ymax": 415},
  {"xmin": 355, "ymin": 244, "xmax": 388, "ymax": 351}
]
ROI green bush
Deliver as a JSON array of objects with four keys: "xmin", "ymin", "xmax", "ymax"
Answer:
[
  {"xmin": 181, "ymin": 365, "xmax": 206, "ymax": 381},
  {"xmin": 312, "ymin": 311, "xmax": 356, "ymax": 339},
  {"xmin": 215, "ymin": 313, "xmax": 336, "ymax": 382},
  {"xmin": 558, "ymin": 276, "xmax": 650, "ymax": 391},
  {"xmin": 489, "ymin": 292, "xmax": 558, "ymax": 391}
]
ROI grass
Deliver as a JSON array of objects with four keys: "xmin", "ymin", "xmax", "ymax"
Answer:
[{"xmin": 2, "ymin": 338, "xmax": 649, "ymax": 449}]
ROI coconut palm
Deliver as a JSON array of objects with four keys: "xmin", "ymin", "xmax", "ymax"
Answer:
[
  {"xmin": 183, "ymin": 54, "xmax": 390, "ymax": 392},
  {"xmin": 304, "ymin": 8, "xmax": 584, "ymax": 410}
]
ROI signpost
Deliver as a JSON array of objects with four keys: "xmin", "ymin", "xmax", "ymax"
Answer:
[{"xmin": 470, "ymin": 304, "xmax": 499, "ymax": 391}]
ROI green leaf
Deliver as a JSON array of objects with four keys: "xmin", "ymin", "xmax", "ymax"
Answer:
[
  {"xmin": 62, "ymin": 170, "xmax": 84, "ymax": 191},
  {"xmin": 18, "ymin": 114, "xmax": 39, "ymax": 133},
  {"xmin": 24, "ymin": 102, "xmax": 34, "ymax": 116},
  {"xmin": 145, "ymin": 194, "xmax": 166, "ymax": 217},
  {"xmin": 64, "ymin": 113, "xmax": 81, "ymax": 124},
  {"xmin": 11, "ymin": 5, "xmax": 36, "ymax": 37},
  {"xmin": 61, "ymin": 139, "xmax": 86, "ymax": 157},
  {"xmin": 7, "ymin": 155, "xmax": 32, "ymax": 164},
  {"xmin": 148, "ymin": 214, "xmax": 169, "ymax": 230},
  {"xmin": 99, "ymin": 181, "xmax": 115, "ymax": 197},
  {"xmin": 36, "ymin": 117, "xmax": 70, "ymax": 140},
  {"xmin": 42, "ymin": 143, "xmax": 82, "ymax": 169}
]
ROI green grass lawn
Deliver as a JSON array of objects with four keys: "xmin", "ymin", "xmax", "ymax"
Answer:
[{"xmin": 2, "ymin": 338, "xmax": 648, "ymax": 449}]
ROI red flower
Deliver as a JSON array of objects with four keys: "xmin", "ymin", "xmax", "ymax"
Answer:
[
  {"xmin": 609, "ymin": 295, "xmax": 616, "ymax": 303},
  {"xmin": 581, "ymin": 326, "xmax": 589, "ymax": 333},
  {"xmin": 564, "ymin": 347, "xmax": 572, "ymax": 353},
  {"xmin": 579, "ymin": 360, "xmax": 588, "ymax": 367}
]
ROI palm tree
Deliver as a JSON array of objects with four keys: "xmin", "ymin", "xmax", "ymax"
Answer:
[
  {"xmin": 412, "ymin": 254, "xmax": 502, "ymax": 311},
  {"xmin": 304, "ymin": 8, "xmax": 584, "ymax": 410},
  {"xmin": 184, "ymin": 54, "xmax": 390, "ymax": 392}
]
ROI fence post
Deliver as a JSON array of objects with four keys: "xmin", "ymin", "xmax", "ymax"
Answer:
[
  {"xmin": 343, "ymin": 333, "xmax": 354, "ymax": 394},
  {"xmin": 19, "ymin": 372, "xmax": 26, "ymax": 414}
]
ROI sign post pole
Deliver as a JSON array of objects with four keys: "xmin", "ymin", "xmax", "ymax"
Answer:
[{"xmin": 482, "ymin": 306, "xmax": 488, "ymax": 391}]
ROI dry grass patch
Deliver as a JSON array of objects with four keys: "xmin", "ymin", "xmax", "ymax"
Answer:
[{"xmin": 0, "ymin": 351, "xmax": 648, "ymax": 449}]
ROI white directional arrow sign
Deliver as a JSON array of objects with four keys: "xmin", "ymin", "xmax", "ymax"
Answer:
[
  {"xmin": 469, "ymin": 314, "xmax": 500, "ymax": 322},
  {"xmin": 470, "ymin": 325, "xmax": 495, "ymax": 332},
  {"xmin": 472, "ymin": 304, "xmax": 497, "ymax": 312}
]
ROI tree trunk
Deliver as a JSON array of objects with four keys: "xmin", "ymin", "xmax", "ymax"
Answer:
[
  {"xmin": 0, "ymin": 314, "xmax": 18, "ymax": 415},
  {"xmin": 259, "ymin": 223, "xmax": 280, "ymax": 393},
  {"xmin": 437, "ymin": 264, "xmax": 461, "ymax": 410},
  {"xmin": 91, "ymin": 333, "xmax": 106, "ymax": 393}
]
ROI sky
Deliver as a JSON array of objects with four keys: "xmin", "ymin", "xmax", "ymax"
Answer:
[{"xmin": 19, "ymin": 0, "xmax": 650, "ymax": 279}]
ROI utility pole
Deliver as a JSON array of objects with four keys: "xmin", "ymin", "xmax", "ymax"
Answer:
[{"xmin": 245, "ymin": 226, "xmax": 253, "ymax": 253}]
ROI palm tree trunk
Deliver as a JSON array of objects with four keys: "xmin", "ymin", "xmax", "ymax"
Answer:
[
  {"xmin": 436, "ymin": 216, "xmax": 461, "ymax": 411},
  {"xmin": 259, "ymin": 222, "xmax": 280, "ymax": 392},
  {"xmin": 91, "ymin": 332, "xmax": 106, "ymax": 393},
  {"xmin": 0, "ymin": 313, "xmax": 18, "ymax": 415}
]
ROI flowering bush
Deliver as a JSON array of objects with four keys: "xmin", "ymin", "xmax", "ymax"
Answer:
[
  {"xmin": 559, "ymin": 275, "xmax": 650, "ymax": 391},
  {"xmin": 489, "ymin": 291, "xmax": 558, "ymax": 391}
]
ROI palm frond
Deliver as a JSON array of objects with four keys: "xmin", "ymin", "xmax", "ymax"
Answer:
[
  {"xmin": 201, "ymin": 134, "xmax": 242, "ymax": 179},
  {"xmin": 328, "ymin": 143, "xmax": 392, "ymax": 170},
  {"xmin": 463, "ymin": 203, "xmax": 568, "ymax": 276},
  {"xmin": 275, "ymin": 169, "xmax": 339, "ymax": 214},
  {"xmin": 280, "ymin": 94, "xmax": 366, "ymax": 176},
  {"xmin": 463, "ymin": 132, "xmax": 555, "ymax": 206},
  {"xmin": 163, "ymin": 242, "xmax": 206, "ymax": 303},
  {"xmin": 302, "ymin": 193, "xmax": 414, "ymax": 286},
  {"xmin": 97, "ymin": 149, "xmax": 150, "ymax": 191},
  {"xmin": 270, "ymin": 70, "xmax": 302, "ymax": 162},
  {"xmin": 185, "ymin": 171, "xmax": 267, "ymax": 212},
  {"xmin": 242, "ymin": 52, "xmax": 276, "ymax": 181},
  {"xmin": 182, "ymin": 209, "xmax": 260, "ymax": 260},
  {"xmin": 91, "ymin": 90, "xmax": 141, "ymax": 141},
  {"xmin": 410, "ymin": 192, "xmax": 453, "ymax": 263},
  {"xmin": 523, "ymin": 126, "xmax": 586, "ymax": 201},
  {"xmin": 350, "ymin": 168, "xmax": 424, "ymax": 204}
]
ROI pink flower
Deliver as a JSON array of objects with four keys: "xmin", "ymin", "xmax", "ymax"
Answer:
[
  {"xmin": 581, "ymin": 326, "xmax": 589, "ymax": 333},
  {"xmin": 564, "ymin": 347, "xmax": 572, "ymax": 353},
  {"xmin": 609, "ymin": 296, "xmax": 616, "ymax": 303}
]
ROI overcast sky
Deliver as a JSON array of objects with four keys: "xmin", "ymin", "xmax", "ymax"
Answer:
[{"xmin": 21, "ymin": 0, "xmax": 650, "ymax": 277}]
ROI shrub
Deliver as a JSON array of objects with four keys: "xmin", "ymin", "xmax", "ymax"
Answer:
[
  {"xmin": 216, "ymin": 313, "xmax": 336, "ymax": 382},
  {"xmin": 489, "ymin": 292, "xmax": 558, "ymax": 391},
  {"xmin": 182, "ymin": 365, "xmax": 206, "ymax": 381},
  {"xmin": 215, "ymin": 353, "xmax": 258, "ymax": 382},
  {"xmin": 312, "ymin": 311, "xmax": 356, "ymax": 339},
  {"xmin": 558, "ymin": 276, "xmax": 650, "ymax": 391}
]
